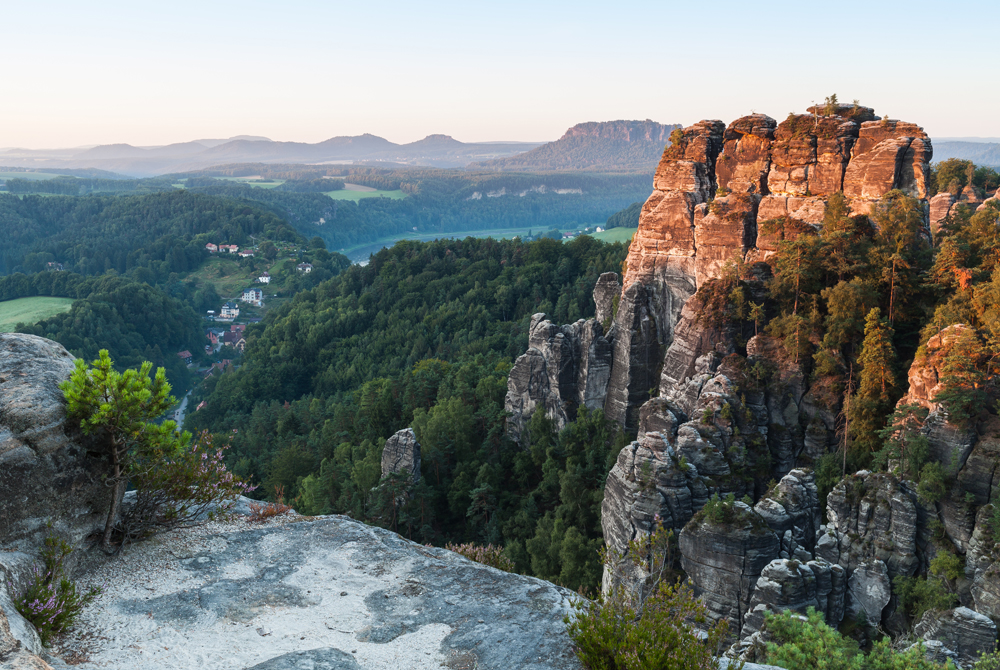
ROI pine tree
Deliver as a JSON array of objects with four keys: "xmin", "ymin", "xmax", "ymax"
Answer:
[{"xmin": 850, "ymin": 308, "xmax": 899, "ymax": 456}]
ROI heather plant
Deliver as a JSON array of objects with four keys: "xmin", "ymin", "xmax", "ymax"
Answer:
[
  {"xmin": 444, "ymin": 542, "xmax": 515, "ymax": 572},
  {"xmin": 120, "ymin": 430, "xmax": 256, "ymax": 541},
  {"xmin": 9, "ymin": 534, "xmax": 101, "ymax": 646}
]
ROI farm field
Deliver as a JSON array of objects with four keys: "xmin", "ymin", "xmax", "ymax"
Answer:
[
  {"xmin": 0, "ymin": 296, "xmax": 75, "ymax": 332},
  {"xmin": 588, "ymin": 227, "xmax": 636, "ymax": 244},
  {"xmin": 0, "ymin": 171, "xmax": 62, "ymax": 181},
  {"xmin": 324, "ymin": 188, "xmax": 407, "ymax": 202}
]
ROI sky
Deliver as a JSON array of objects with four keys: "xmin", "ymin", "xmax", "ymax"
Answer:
[{"xmin": 1, "ymin": 0, "xmax": 997, "ymax": 148}]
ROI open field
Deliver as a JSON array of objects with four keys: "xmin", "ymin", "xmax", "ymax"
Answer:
[
  {"xmin": 324, "ymin": 188, "xmax": 406, "ymax": 201},
  {"xmin": 588, "ymin": 227, "xmax": 636, "ymax": 244},
  {"xmin": 0, "ymin": 296, "xmax": 74, "ymax": 332},
  {"xmin": 0, "ymin": 171, "xmax": 63, "ymax": 181}
]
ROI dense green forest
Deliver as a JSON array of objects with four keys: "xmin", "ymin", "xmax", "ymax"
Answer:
[
  {"xmin": 4, "ymin": 272, "xmax": 207, "ymax": 391},
  {"xmin": 185, "ymin": 236, "xmax": 629, "ymax": 589},
  {"xmin": 0, "ymin": 191, "xmax": 303, "ymax": 276},
  {"xmin": 183, "ymin": 170, "xmax": 652, "ymax": 252}
]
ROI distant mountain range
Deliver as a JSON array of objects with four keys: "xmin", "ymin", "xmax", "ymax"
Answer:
[
  {"xmin": 0, "ymin": 134, "xmax": 546, "ymax": 177},
  {"xmin": 7, "ymin": 123, "xmax": 992, "ymax": 178},
  {"xmin": 472, "ymin": 120, "xmax": 680, "ymax": 172},
  {"xmin": 933, "ymin": 141, "xmax": 1000, "ymax": 167}
]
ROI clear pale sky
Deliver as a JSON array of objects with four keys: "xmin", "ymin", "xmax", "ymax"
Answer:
[{"xmin": 1, "ymin": 0, "xmax": 997, "ymax": 148}]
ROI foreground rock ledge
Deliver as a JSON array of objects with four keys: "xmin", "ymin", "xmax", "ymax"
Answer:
[{"xmin": 58, "ymin": 516, "xmax": 580, "ymax": 670}]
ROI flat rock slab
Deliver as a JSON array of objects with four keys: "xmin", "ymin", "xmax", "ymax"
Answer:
[{"xmin": 58, "ymin": 516, "xmax": 581, "ymax": 670}]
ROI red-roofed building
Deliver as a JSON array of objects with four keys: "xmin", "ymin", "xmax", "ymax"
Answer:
[{"xmin": 177, "ymin": 350, "xmax": 193, "ymax": 365}]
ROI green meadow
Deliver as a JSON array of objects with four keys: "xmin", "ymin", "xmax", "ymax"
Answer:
[
  {"xmin": 0, "ymin": 296, "xmax": 75, "ymax": 332},
  {"xmin": 588, "ymin": 227, "xmax": 636, "ymax": 244}
]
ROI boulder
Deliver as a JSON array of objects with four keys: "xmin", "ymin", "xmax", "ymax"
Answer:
[
  {"xmin": 845, "ymin": 559, "xmax": 891, "ymax": 626},
  {"xmin": 380, "ymin": 428, "xmax": 421, "ymax": 483},
  {"xmin": 914, "ymin": 607, "xmax": 998, "ymax": 664},
  {"xmin": 0, "ymin": 334, "xmax": 106, "ymax": 553}
]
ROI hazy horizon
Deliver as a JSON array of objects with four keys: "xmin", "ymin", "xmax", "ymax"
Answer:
[{"xmin": 3, "ymin": 0, "xmax": 998, "ymax": 149}]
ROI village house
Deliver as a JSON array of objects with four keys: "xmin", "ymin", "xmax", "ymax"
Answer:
[
  {"xmin": 222, "ymin": 330, "xmax": 246, "ymax": 353},
  {"xmin": 296, "ymin": 262, "xmax": 313, "ymax": 273},
  {"xmin": 46, "ymin": 262, "xmax": 64, "ymax": 271},
  {"xmin": 257, "ymin": 272, "xmax": 271, "ymax": 284},
  {"xmin": 231, "ymin": 324, "xmax": 246, "ymax": 334},
  {"xmin": 239, "ymin": 250, "xmax": 255, "ymax": 258},
  {"xmin": 177, "ymin": 350, "xmax": 193, "ymax": 365},
  {"xmin": 241, "ymin": 287, "xmax": 263, "ymax": 307},
  {"xmin": 219, "ymin": 244, "xmax": 239, "ymax": 254},
  {"xmin": 220, "ymin": 301, "xmax": 240, "ymax": 320},
  {"xmin": 205, "ymin": 243, "xmax": 218, "ymax": 253}
]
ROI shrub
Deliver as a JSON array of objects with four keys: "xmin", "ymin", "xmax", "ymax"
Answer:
[
  {"xmin": 248, "ymin": 485, "xmax": 293, "ymax": 523},
  {"xmin": 974, "ymin": 650, "xmax": 1000, "ymax": 670},
  {"xmin": 893, "ymin": 574, "xmax": 957, "ymax": 622},
  {"xmin": 566, "ymin": 518, "xmax": 732, "ymax": 669},
  {"xmin": 917, "ymin": 462, "xmax": 948, "ymax": 503},
  {"xmin": 62, "ymin": 351, "xmax": 254, "ymax": 550},
  {"xmin": 764, "ymin": 607, "xmax": 860, "ymax": 670},
  {"xmin": 8, "ymin": 534, "xmax": 101, "ymax": 646},
  {"xmin": 444, "ymin": 543, "xmax": 515, "ymax": 572}
]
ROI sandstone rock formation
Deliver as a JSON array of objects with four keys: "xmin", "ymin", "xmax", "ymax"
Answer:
[
  {"xmin": 679, "ymin": 502, "xmax": 779, "ymax": 635},
  {"xmin": 0, "ymin": 334, "xmax": 106, "ymax": 553},
  {"xmin": 740, "ymin": 558, "xmax": 845, "ymax": 639},
  {"xmin": 59, "ymin": 516, "xmax": 581, "ymax": 670},
  {"xmin": 380, "ymin": 428, "xmax": 421, "ymax": 483},
  {"xmin": 914, "ymin": 606, "xmax": 998, "ymax": 665},
  {"xmin": 845, "ymin": 559, "xmax": 892, "ymax": 625},
  {"xmin": 505, "ymin": 312, "xmax": 613, "ymax": 443}
]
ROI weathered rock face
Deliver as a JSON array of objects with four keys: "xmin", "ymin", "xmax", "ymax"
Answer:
[
  {"xmin": 914, "ymin": 607, "xmax": 998, "ymax": 665},
  {"xmin": 504, "ymin": 312, "xmax": 613, "ymax": 443},
  {"xmin": 819, "ymin": 472, "xmax": 922, "ymax": 580},
  {"xmin": 679, "ymin": 504, "xmax": 780, "ymax": 634},
  {"xmin": 380, "ymin": 428, "xmax": 421, "ymax": 483},
  {"xmin": 753, "ymin": 469, "xmax": 821, "ymax": 560},
  {"xmin": 592, "ymin": 272, "xmax": 621, "ymax": 327},
  {"xmin": 0, "ymin": 334, "xmax": 106, "ymax": 552},
  {"xmin": 54, "ymin": 517, "xmax": 583, "ymax": 670},
  {"xmin": 603, "ymin": 282, "xmax": 659, "ymax": 432},
  {"xmin": 930, "ymin": 192, "xmax": 956, "ymax": 233},
  {"xmin": 844, "ymin": 121, "xmax": 932, "ymax": 200},
  {"xmin": 845, "ymin": 559, "xmax": 892, "ymax": 625},
  {"xmin": 741, "ymin": 558, "xmax": 846, "ymax": 638}
]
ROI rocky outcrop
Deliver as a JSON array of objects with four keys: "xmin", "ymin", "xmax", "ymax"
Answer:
[
  {"xmin": 930, "ymin": 192, "xmax": 956, "ymax": 233},
  {"xmin": 679, "ymin": 502, "xmax": 780, "ymax": 634},
  {"xmin": 843, "ymin": 121, "xmax": 932, "ymax": 200},
  {"xmin": 504, "ymin": 312, "xmax": 613, "ymax": 443},
  {"xmin": 593, "ymin": 272, "xmax": 620, "ymax": 327},
  {"xmin": 845, "ymin": 559, "xmax": 892, "ymax": 625},
  {"xmin": 819, "ymin": 472, "xmax": 922, "ymax": 580},
  {"xmin": 914, "ymin": 607, "xmax": 998, "ymax": 665},
  {"xmin": 603, "ymin": 282, "xmax": 659, "ymax": 431},
  {"xmin": 380, "ymin": 428, "xmax": 421, "ymax": 483},
  {"xmin": 754, "ymin": 469, "xmax": 821, "ymax": 560},
  {"xmin": 52, "ymin": 516, "xmax": 582, "ymax": 670},
  {"xmin": 740, "ymin": 558, "xmax": 846, "ymax": 637},
  {"xmin": 0, "ymin": 334, "xmax": 107, "ymax": 553}
]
